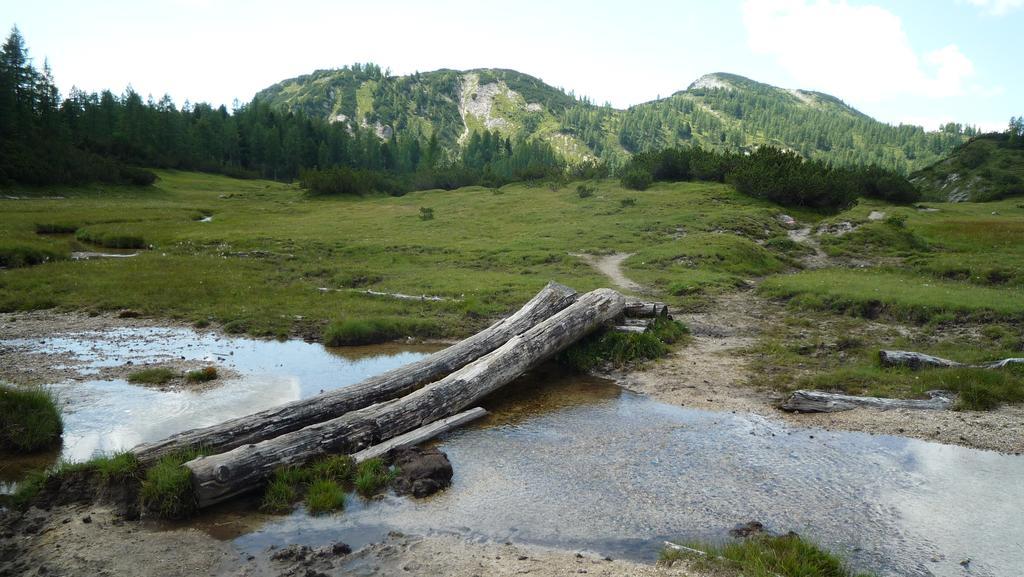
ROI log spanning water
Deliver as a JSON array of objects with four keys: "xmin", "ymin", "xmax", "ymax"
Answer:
[
  {"xmin": 131, "ymin": 282, "xmax": 578, "ymax": 464},
  {"xmin": 185, "ymin": 288, "xmax": 626, "ymax": 508}
]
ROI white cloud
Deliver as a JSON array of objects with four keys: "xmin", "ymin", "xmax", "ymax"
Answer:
[
  {"xmin": 963, "ymin": 0, "xmax": 1024, "ymax": 15},
  {"xmin": 741, "ymin": 0, "xmax": 975, "ymax": 103}
]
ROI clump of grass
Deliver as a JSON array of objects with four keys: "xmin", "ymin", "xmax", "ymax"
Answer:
[
  {"xmin": 660, "ymin": 534, "xmax": 873, "ymax": 577},
  {"xmin": 186, "ymin": 366, "xmax": 218, "ymax": 383},
  {"xmin": 354, "ymin": 458, "xmax": 393, "ymax": 497},
  {"xmin": 559, "ymin": 318, "xmax": 689, "ymax": 371},
  {"xmin": 127, "ymin": 367, "xmax": 176, "ymax": 385},
  {"xmin": 305, "ymin": 479, "xmax": 346, "ymax": 514},
  {"xmin": 798, "ymin": 365, "xmax": 1024, "ymax": 411},
  {"xmin": 310, "ymin": 454, "xmax": 357, "ymax": 483},
  {"xmin": 0, "ymin": 384, "xmax": 63, "ymax": 452},
  {"xmin": 261, "ymin": 476, "xmax": 299, "ymax": 513},
  {"xmin": 10, "ymin": 469, "xmax": 48, "ymax": 509},
  {"xmin": 323, "ymin": 317, "xmax": 439, "ymax": 346},
  {"xmin": 419, "ymin": 207, "xmax": 434, "ymax": 221},
  {"xmin": 620, "ymin": 197, "xmax": 637, "ymax": 208},
  {"xmin": 75, "ymin": 227, "xmax": 146, "ymax": 249},
  {"xmin": 9, "ymin": 452, "xmax": 141, "ymax": 510},
  {"xmin": 0, "ymin": 244, "xmax": 66, "ymax": 268},
  {"xmin": 34, "ymin": 222, "xmax": 79, "ymax": 234},
  {"xmin": 140, "ymin": 448, "xmax": 206, "ymax": 519},
  {"xmin": 576, "ymin": 184, "xmax": 595, "ymax": 198},
  {"xmin": 93, "ymin": 451, "xmax": 142, "ymax": 481}
]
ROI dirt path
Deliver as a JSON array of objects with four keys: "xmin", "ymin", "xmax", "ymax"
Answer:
[{"xmin": 571, "ymin": 252, "xmax": 646, "ymax": 294}]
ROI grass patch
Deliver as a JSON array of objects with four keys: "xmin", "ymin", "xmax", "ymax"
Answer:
[
  {"xmin": 185, "ymin": 366, "xmax": 218, "ymax": 383},
  {"xmin": 8, "ymin": 451, "xmax": 141, "ymax": 509},
  {"xmin": 800, "ymin": 365, "xmax": 1024, "ymax": 411},
  {"xmin": 354, "ymin": 457, "xmax": 393, "ymax": 497},
  {"xmin": 0, "ymin": 243, "xmax": 66, "ymax": 268},
  {"xmin": 323, "ymin": 317, "xmax": 440, "ymax": 346},
  {"xmin": 305, "ymin": 479, "xmax": 346, "ymax": 514},
  {"xmin": 261, "ymin": 476, "xmax": 299, "ymax": 513},
  {"xmin": 75, "ymin": 226, "xmax": 147, "ymax": 249},
  {"xmin": 761, "ymin": 269, "xmax": 1024, "ymax": 322},
  {"xmin": 820, "ymin": 220, "xmax": 929, "ymax": 258},
  {"xmin": 661, "ymin": 534, "xmax": 872, "ymax": 577},
  {"xmin": 127, "ymin": 367, "xmax": 176, "ymax": 385},
  {"xmin": 559, "ymin": 317, "xmax": 689, "ymax": 371},
  {"xmin": 0, "ymin": 385, "xmax": 63, "ymax": 452},
  {"xmin": 260, "ymin": 455, "xmax": 358, "ymax": 513},
  {"xmin": 140, "ymin": 448, "xmax": 207, "ymax": 519},
  {"xmin": 34, "ymin": 222, "xmax": 79, "ymax": 234}
]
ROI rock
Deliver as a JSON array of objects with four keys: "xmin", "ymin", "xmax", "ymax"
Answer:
[
  {"xmin": 390, "ymin": 447, "xmax": 453, "ymax": 498},
  {"xmin": 729, "ymin": 521, "xmax": 766, "ymax": 538},
  {"xmin": 81, "ymin": 515, "xmax": 91, "ymax": 524},
  {"xmin": 330, "ymin": 542, "xmax": 352, "ymax": 556},
  {"xmin": 271, "ymin": 544, "xmax": 312, "ymax": 562},
  {"xmin": 776, "ymin": 214, "xmax": 797, "ymax": 228}
]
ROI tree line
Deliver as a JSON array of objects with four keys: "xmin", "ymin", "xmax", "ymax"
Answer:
[
  {"xmin": 619, "ymin": 145, "xmax": 920, "ymax": 212},
  {"xmin": 0, "ymin": 27, "xmax": 568, "ymax": 192}
]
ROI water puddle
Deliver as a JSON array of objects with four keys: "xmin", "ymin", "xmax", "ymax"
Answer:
[{"xmin": 2, "ymin": 329, "xmax": 1022, "ymax": 577}]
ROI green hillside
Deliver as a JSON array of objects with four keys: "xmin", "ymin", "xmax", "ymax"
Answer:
[
  {"xmin": 258, "ymin": 68, "xmax": 972, "ymax": 173},
  {"xmin": 910, "ymin": 132, "xmax": 1024, "ymax": 202}
]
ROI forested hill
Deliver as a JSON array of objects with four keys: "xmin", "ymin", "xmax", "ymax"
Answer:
[{"xmin": 258, "ymin": 67, "xmax": 974, "ymax": 174}]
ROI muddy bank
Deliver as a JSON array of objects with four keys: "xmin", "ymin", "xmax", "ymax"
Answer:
[
  {"xmin": 610, "ymin": 292, "xmax": 1024, "ymax": 455},
  {"xmin": 0, "ymin": 505, "xmax": 704, "ymax": 577}
]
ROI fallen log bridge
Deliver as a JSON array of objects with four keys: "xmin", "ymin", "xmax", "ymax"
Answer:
[
  {"xmin": 185, "ymin": 287, "xmax": 627, "ymax": 508},
  {"xmin": 880, "ymin": 350, "xmax": 1024, "ymax": 370},
  {"xmin": 131, "ymin": 281, "xmax": 578, "ymax": 465}
]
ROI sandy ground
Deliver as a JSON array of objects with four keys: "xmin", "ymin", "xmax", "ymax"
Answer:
[
  {"xmin": 0, "ymin": 505, "xmax": 715, "ymax": 577},
  {"xmin": 608, "ymin": 291, "xmax": 1024, "ymax": 455}
]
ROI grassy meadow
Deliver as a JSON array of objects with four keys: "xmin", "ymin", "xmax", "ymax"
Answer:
[{"xmin": 2, "ymin": 169, "xmax": 1023, "ymax": 409}]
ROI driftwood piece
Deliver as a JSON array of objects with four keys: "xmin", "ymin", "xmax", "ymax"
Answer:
[
  {"xmin": 185, "ymin": 288, "xmax": 626, "ymax": 507},
  {"xmin": 131, "ymin": 282, "xmax": 577, "ymax": 464},
  {"xmin": 623, "ymin": 301, "xmax": 669, "ymax": 318},
  {"xmin": 781, "ymin": 389, "xmax": 956, "ymax": 413},
  {"xmin": 350, "ymin": 407, "xmax": 487, "ymax": 463},
  {"xmin": 880, "ymin": 350, "xmax": 1024, "ymax": 370}
]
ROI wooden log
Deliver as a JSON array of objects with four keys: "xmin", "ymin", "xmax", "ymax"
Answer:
[
  {"xmin": 623, "ymin": 301, "xmax": 669, "ymax": 318},
  {"xmin": 780, "ymin": 389, "xmax": 955, "ymax": 413},
  {"xmin": 351, "ymin": 407, "xmax": 487, "ymax": 463},
  {"xmin": 880, "ymin": 350, "xmax": 1024, "ymax": 370},
  {"xmin": 185, "ymin": 288, "xmax": 626, "ymax": 507},
  {"xmin": 131, "ymin": 281, "xmax": 577, "ymax": 464},
  {"xmin": 612, "ymin": 325, "xmax": 647, "ymax": 334}
]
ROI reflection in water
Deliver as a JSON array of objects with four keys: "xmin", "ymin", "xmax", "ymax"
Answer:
[
  {"xmin": 0, "ymin": 327, "xmax": 439, "ymax": 476},
  {"xmin": 232, "ymin": 371, "xmax": 1024, "ymax": 577},
  {"xmin": 3, "ymin": 327, "xmax": 1023, "ymax": 577}
]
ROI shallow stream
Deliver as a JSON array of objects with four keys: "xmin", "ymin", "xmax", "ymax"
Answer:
[{"xmin": 2, "ymin": 326, "xmax": 1022, "ymax": 577}]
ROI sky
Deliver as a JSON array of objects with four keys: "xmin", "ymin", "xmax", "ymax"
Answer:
[{"xmin": 2, "ymin": 0, "xmax": 1020, "ymax": 132}]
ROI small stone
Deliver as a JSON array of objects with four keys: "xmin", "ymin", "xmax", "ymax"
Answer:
[
  {"xmin": 518, "ymin": 555, "xmax": 528, "ymax": 561},
  {"xmin": 81, "ymin": 515, "xmax": 92, "ymax": 524}
]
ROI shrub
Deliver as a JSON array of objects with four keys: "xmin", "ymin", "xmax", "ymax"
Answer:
[
  {"xmin": 119, "ymin": 166, "xmax": 158, "ymax": 186},
  {"xmin": 620, "ymin": 197, "xmax": 637, "ymax": 208},
  {"xmin": 576, "ymin": 184, "xmax": 595, "ymax": 198},
  {"xmin": 0, "ymin": 385, "xmax": 63, "ymax": 452},
  {"xmin": 620, "ymin": 166, "xmax": 653, "ymax": 190},
  {"xmin": 419, "ymin": 207, "xmax": 434, "ymax": 221}
]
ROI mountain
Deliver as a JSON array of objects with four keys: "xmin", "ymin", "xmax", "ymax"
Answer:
[
  {"xmin": 257, "ymin": 67, "xmax": 972, "ymax": 173},
  {"xmin": 910, "ymin": 133, "xmax": 1024, "ymax": 202}
]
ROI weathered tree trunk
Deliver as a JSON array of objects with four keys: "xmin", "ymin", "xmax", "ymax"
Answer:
[
  {"xmin": 623, "ymin": 301, "xmax": 669, "ymax": 318},
  {"xmin": 351, "ymin": 407, "xmax": 487, "ymax": 463},
  {"xmin": 132, "ymin": 282, "xmax": 577, "ymax": 465},
  {"xmin": 780, "ymin": 389, "xmax": 955, "ymax": 413},
  {"xmin": 880, "ymin": 350, "xmax": 1024, "ymax": 370},
  {"xmin": 185, "ymin": 288, "xmax": 626, "ymax": 508}
]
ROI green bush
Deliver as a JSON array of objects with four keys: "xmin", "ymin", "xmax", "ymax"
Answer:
[
  {"xmin": 0, "ymin": 385, "xmax": 63, "ymax": 452},
  {"xmin": 419, "ymin": 207, "xmax": 435, "ymax": 221},
  {"xmin": 576, "ymin": 184, "xmax": 595, "ymax": 198},
  {"xmin": 620, "ymin": 166, "xmax": 653, "ymax": 190}
]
